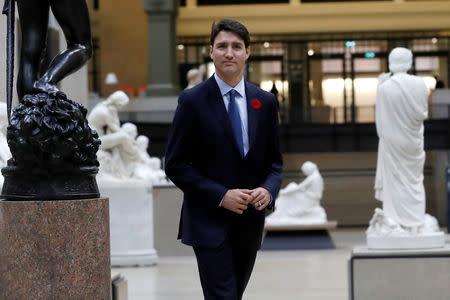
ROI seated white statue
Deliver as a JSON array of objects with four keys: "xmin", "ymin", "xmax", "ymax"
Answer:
[
  {"xmin": 265, "ymin": 161, "xmax": 327, "ymax": 226},
  {"xmin": 367, "ymin": 47, "xmax": 444, "ymax": 248},
  {"xmin": 87, "ymin": 92, "xmax": 137, "ymax": 180},
  {"xmin": 87, "ymin": 91, "xmax": 127, "ymax": 134},
  {"xmin": 87, "ymin": 92, "xmax": 168, "ymax": 184}
]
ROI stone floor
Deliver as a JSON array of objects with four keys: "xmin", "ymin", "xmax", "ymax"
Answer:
[{"xmin": 111, "ymin": 228, "xmax": 450, "ymax": 300}]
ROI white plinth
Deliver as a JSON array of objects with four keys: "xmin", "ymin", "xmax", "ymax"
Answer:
[
  {"xmin": 264, "ymin": 221, "xmax": 338, "ymax": 232},
  {"xmin": 99, "ymin": 179, "xmax": 158, "ymax": 266},
  {"xmin": 367, "ymin": 232, "xmax": 445, "ymax": 249},
  {"xmin": 265, "ymin": 216, "xmax": 328, "ymax": 227}
]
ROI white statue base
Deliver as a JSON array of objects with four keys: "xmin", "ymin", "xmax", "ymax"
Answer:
[
  {"xmin": 366, "ymin": 208, "xmax": 445, "ymax": 249},
  {"xmin": 367, "ymin": 232, "xmax": 445, "ymax": 249},
  {"xmin": 99, "ymin": 179, "xmax": 158, "ymax": 266},
  {"xmin": 265, "ymin": 206, "xmax": 328, "ymax": 227}
]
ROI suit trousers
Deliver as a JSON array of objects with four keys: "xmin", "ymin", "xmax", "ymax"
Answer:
[{"xmin": 193, "ymin": 213, "xmax": 261, "ymax": 300}]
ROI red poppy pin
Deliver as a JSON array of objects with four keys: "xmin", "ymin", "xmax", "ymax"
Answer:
[{"xmin": 251, "ymin": 99, "xmax": 261, "ymax": 110}]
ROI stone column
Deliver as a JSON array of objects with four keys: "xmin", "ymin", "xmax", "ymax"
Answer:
[
  {"xmin": 144, "ymin": 0, "xmax": 179, "ymax": 97},
  {"xmin": 287, "ymin": 42, "xmax": 308, "ymax": 123}
]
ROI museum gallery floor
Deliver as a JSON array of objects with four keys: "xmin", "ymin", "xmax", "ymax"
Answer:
[{"xmin": 112, "ymin": 228, "xmax": 450, "ymax": 300}]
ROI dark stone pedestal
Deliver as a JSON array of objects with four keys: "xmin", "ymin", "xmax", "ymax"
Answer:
[
  {"xmin": 1, "ymin": 166, "xmax": 100, "ymax": 200},
  {"xmin": 0, "ymin": 198, "xmax": 111, "ymax": 299}
]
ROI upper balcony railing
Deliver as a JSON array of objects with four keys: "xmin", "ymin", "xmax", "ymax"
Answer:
[{"xmin": 180, "ymin": 0, "xmax": 394, "ymax": 6}]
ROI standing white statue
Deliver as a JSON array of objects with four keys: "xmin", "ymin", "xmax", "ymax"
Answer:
[
  {"xmin": 265, "ymin": 161, "xmax": 327, "ymax": 226},
  {"xmin": 87, "ymin": 91, "xmax": 168, "ymax": 184},
  {"xmin": 367, "ymin": 47, "xmax": 444, "ymax": 249}
]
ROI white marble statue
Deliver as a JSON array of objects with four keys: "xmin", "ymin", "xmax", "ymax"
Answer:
[
  {"xmin": 121, "ymin": 123, "xmax": 167, "ymax": 184},
  {"xmin": 134, "ymin": 135, "xmax": 167, "ymax": 183},
  {"xmin": 367, "ymin": 47, "xmax": 444, "ymax": 249},
  {"xmin": 265, "ymin": 161, "xmax": 327, "ymax": 226},
  {"xmin": 87, "ymin": 90, "xmax": 129, "ymax": 144},
  {"xmin": 185, "ymin": 64, "xmax": 206, "ymax": 89},
  {"xmin": 87, "ymin": 91, "xmax": 168, "ymax": 184},
  {"xmin": 0, "ymin": 103, "xmax": 11, "ymax": 184}
]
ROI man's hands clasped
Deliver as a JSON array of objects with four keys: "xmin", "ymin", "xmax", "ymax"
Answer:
[{"xmin": 222, "ymin": 187, "xmax": 271, "ymax": 214}]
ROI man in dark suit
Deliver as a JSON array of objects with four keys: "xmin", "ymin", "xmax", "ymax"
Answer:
[{"xmin": 165, "ymin": 19, "xmax": 282, "ymax": 300}]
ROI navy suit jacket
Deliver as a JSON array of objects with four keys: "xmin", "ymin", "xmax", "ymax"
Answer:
[{"xmin": 165, "ymin": 75, "xmax": 283, "ymax": 249}]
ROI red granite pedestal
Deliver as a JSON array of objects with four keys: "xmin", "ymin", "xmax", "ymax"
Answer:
[{"xmin": 0, "ymin": 198, "xmax": 111, "ymax": 299}]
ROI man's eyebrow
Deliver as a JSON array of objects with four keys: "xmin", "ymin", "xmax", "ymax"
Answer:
[{"xmin": 215, "ymin": 41, "xmax": 244, "ymax": 45}]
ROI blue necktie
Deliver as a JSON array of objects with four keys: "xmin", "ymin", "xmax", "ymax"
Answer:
[{"xmin": 227, "ymin": 89, "xmax": 244, "ymax": 157}]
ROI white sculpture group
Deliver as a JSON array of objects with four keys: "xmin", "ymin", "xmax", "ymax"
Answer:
[
  {"xmin": 87, "ymin": 91, "xmax": 167, "ymax": 184},
  {"xmin": 265, "ymin": 161, "xmax": 328, "ymax": 226},
  {"xmin": 367, "ymin": 47, "xmax": 444, "ymax": 249}
]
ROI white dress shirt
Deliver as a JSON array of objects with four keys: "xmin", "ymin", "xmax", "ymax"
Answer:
[{"xmin": 214, "ymin": 73, "xmax": 249, "ymax": 156}]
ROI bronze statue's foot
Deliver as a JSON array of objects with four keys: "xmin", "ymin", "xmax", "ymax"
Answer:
[{"xmin": 33, "ymin": 81, "xmax": 67, "ymax": 99}]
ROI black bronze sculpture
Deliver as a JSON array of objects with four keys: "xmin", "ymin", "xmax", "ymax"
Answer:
[
  {"xmin": 1, "ymin": 0, "xmax": 101, "ymax": 200},
  {"xmin": 15, "ymin": 0, "xmax": 93, "ymax": 100}
]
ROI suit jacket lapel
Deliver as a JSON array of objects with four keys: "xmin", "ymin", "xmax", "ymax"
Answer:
[
  {"xmin": 207, "ymin": 76, "xmax": 243, "ymax": 156},
  {"xmin": 245, "ymin": 81, "xmax": 259, "ymax": 153}
]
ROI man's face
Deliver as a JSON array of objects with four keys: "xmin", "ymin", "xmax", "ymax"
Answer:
[{"xmin": 210, "ymin": 30, "xmax": 249, "ymax": 81}]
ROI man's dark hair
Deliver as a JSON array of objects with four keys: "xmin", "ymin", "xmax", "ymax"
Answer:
[{"xmin": 210, "ymin": 19, "xmax": 250, "ymax": 48}]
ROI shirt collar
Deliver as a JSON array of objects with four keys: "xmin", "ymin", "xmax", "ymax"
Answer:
[{"xmin": 214, "ymin": 73, "xmax": 245, "ymax": 98}]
